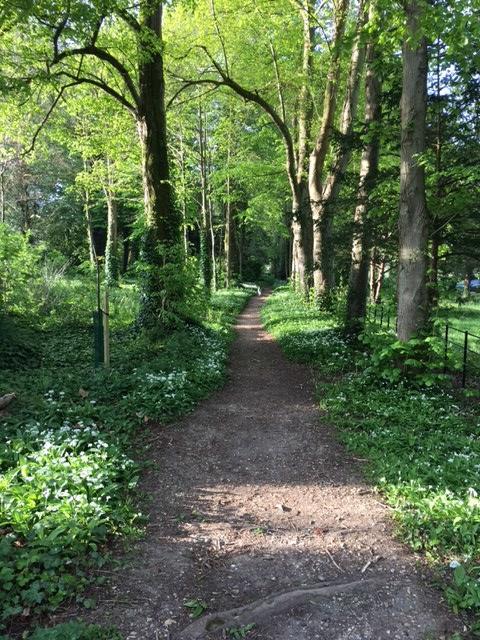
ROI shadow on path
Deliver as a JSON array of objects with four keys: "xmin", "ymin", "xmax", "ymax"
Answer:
[{"xmin": 61, "ymin": 292, "xmax": 463, "ymax": 639}]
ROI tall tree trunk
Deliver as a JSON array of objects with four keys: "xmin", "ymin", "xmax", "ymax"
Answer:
[
  {"xmin": 104, "ymin": 159, "xmax": 119, "ymax": 286},
  {"xmin": 179, "ymin": 129, "xmax": 189, "ymax": 256},
  {"xmin": 292, "ymin": 0, "xmax": 315, "ymax": 292},
  {"xmin": 397, "ymin": 0, "xmax": 429, "ymax": 341},
  {"xmin": 224, "ymin": 159, "xmax": 232, "ymax": 287},
  {"xmin": 198, "ymin": 101, "xmax": 212, "ymax": 293},
  {"xmin": 0, "ymin": 166, "xmax": 5, "ymax": 224},
  {"xmin": 345, "ymin": 15, "xmax": 382, "ymax": 330},
  {"xmin": 137, "ymin": 0, "xmax": 180, "ymax": 326},
  {"xmin": 208, "ymin": 195, "xmax": 216, "ymax": 292},
  {"xmin": 308, "ymin": 0, "xmax": 349, "ymax": 302},
  {"xmin": 428, "ymin": 41, "xmax": 443, "ymax": 309}
]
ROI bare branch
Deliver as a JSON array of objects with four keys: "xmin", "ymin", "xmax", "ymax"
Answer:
[
  {"xmin": 23, "ymin": 83, "xmax": 73, "ymax": 155},
  {"xmin": 52, "ymin": 44, "xmax": 140, "ymax": 107},
  {"xmin": 53, "ymin": 71, "xmax": 137, "ymax": 114}
]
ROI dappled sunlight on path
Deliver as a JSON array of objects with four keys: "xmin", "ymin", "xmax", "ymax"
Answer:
[{"xmin": 64, "ymin": 292, "xmax": 463, "ymax": 640}]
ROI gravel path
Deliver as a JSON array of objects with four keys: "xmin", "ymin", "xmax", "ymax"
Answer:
[{"xmin": 74, "ymin": 292, "xmax": 463, "ymax": 639}]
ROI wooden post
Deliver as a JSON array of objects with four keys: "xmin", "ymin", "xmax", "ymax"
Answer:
[{"xmin": 103, "ymin": 289, "xmax": 110, "ymax": 368}]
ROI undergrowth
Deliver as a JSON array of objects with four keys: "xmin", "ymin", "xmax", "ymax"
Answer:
[
  {"xmin": 0, "ymin": 283, "xmax": 250, "ymax": 637},
  {"xmin": 262, "ymin": 286, "xmax": 480, "ymax": 631}
]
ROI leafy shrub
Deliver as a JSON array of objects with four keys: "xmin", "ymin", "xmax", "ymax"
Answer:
[
  {"xmin": 360, "ymin": 332, "xmax": 453, "ymax": 387},
  {"xmin": 0, "ymin": 224, "xmax": 40, "ymax": 317}
]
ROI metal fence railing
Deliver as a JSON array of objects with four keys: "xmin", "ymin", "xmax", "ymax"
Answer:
[{"xmin": 365, "ymin": 304, "xmax": 480, "ymax": 389}]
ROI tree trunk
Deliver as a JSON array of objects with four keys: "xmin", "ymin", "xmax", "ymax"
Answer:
[
  {"xmin": 198, "ymin": 101, "xmax": 212, "ymax": 294},
  {"xmin": 104, "ymin": 160, "xmax": 119, "ymax": 287},
  {"xmin": 427, "ymin": 41, "xmax": 443, "ymax": 309},
  {"xmin": 308, "ymin": 0, "xmax": 349, "ymax": 302},
  {"xmin": 293, "ymin": 1, "xmax": 315, "ymax": 292},
  {"xmin": 84, "ymin": 185, "xmax": 96, "ymax": 267},
  {"xmin": 345, "ymin": 18, "xmax": 382, "ymax": 331},
  {"xmin": 137, "ymin": 0, "xmax": 180, "ymax": 327},
  {"xmin": 396, "ymin": 0, "xmax": 429, "ymax": 341},
  {"xmin": 314, "ymin": 0, "xmax": 368, "ymax": 298},
  {"xmin": 224, "ymin": 167, "xmax": 232, "ymax": 288},
  {"xmin": 208, "ymin": 195, "xmax": 216, "ymax": 292},
  {"xmin": 0, "ymin": 167, "xmax": 5, "ymax": 224}
]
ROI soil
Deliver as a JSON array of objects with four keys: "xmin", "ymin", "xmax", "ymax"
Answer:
[{"xmin": 57, "ymin": 292, "xmax": 466, "ymax": 639}]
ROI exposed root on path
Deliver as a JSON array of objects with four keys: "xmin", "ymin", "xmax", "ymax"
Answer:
[{"xmin": 176, "ymin": 578, "xmax": 379, "ymax": 639}]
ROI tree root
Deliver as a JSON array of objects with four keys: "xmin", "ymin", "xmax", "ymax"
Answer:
[{"xmin": 176, "ymin": 578, "xmax": 378, "ymax": 639}]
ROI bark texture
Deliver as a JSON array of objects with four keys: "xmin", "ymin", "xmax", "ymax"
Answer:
[
  {"xmin": 345, "ymin": 21, "xmax": 381, "ymax": 330},
  {"xmin": 308, "ymin": 0, "xmax": 349, "ymax": 302},
  {"xmin": 397, "ymin": 0, "xmax": 429, "ymax": 341}
]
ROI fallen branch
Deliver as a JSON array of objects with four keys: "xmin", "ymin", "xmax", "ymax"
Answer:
[{"xmin": 176, "ymin": 578, "xmax": 379, "ymax": 639}]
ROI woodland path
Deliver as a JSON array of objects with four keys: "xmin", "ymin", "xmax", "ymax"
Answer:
[{"xmin": 72, "ymin": 292, "xmax": 462, "ymax": 639}]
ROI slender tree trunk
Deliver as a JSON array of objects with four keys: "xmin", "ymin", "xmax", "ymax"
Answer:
[
  {"xmin": 198, "ymin": 101, "xmax": 212, "ymax": 293},
  {"xmin": 373, "ymin": 257, "xmax": 386, "ymax": 303},
  {"xmin": 428, "ymin": 41, "xmax": 443, "ymax": 309},
  {"xmin": 224, "ymin": 159, "xmax": 232, "ymax": 287},
  {"xmin": 208, "ymin": 195, "xmax": 216, "ymax": 292},
  {"xmin": 104, "ymin": 160, "xmax": 119, "ymax": 286},
  {"xmin": 84, "ymin": 187, "xmax": 96, "ymax": 267},
  {"xmin": 0, "ymin": 167, "xmax": 5, "ymax": 224},
  {"xmin": 309, "ymin": 0, "xmax": 349, "ymax": 302},
  {"xmin": 397, "ymin": 0, "xmax": 429, "ymax": 341},
  {"xmin": 179, "ymin": 130, "xmax": 188, "ymax": 256},
  {"xmin": 346, "ymin": 16, "xmax": 382, "ymax": 330}
]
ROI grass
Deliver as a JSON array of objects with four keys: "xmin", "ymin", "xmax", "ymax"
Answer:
[
  {"xmin": 0, "ymin": 277, "xmax": 251, "ymax": 637},
  {"xmin": 262, "ymin": 286, "xmax": 480, "ymax": 632}
]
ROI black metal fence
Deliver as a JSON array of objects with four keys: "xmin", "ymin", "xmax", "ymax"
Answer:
[{"xmin": 365, "ymin": 304, "xmax": 480, "ymax": 389}]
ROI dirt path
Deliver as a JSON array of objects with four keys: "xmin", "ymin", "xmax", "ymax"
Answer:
[{"xmin": 76, "ymin": 293, "xmax": 462, "ymax": 639}]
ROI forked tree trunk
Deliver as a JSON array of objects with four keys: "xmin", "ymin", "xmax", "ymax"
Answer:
[
  {"xmin": 345, "ymin": 20, "xmax": 382, "ymax": 330},
  {"xmin": 397, "ymin": 0, "xmax": 429, "ymax": 341},
  {"xmin": 313, "ymin": 0, "xmax": 368, "ymax": 298},
  {"xmin": 308, "ymin": 0, "xmax": 349, "ymax": 302}
]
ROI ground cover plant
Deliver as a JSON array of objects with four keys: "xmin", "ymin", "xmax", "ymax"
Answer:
[
  {"xmin": 0, "ymin": 262, "xmax": 250, "ymax": 635},
  {"xmin": 262, "ymin": 287, "xmax": 480, "ymax": 629}
]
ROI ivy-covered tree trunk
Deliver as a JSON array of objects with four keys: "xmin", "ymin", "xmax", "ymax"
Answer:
[
  {"xmin": 397, "ymin": 0, "xmax": 429, "ymax": 341},
  {"xmin": 345, "ymin": 17, "xmax": 381, "ymax": 331},
  {"xmin": 137, "ymin": 0, "xmax": 181, "ymax": 327},
  {"xmin": 104, "ymin": 163, "xmax": 119, "ymax": 287}
]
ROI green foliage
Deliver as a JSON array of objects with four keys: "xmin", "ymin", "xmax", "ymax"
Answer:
[
  {"xmin": 0, "ymin": 274, "xmax": 251, "ymax": 629},
  {"xmin": 227, "ymin": 623, "xmax": 256, "ymax": 638},
  {"xmin": 360, "ymin": 332, "xmax": 452, "ymax": 387},
  {"xmin": 264, "ymin": 288, "xmax": 480, "ymax": 619},
  {"xmin": 0, "ymin": 224, "xmax": 40, "ymax": 316},
  {"xmin": 184, "ymin": 598, "xmax": 208, "ymax": 619}
]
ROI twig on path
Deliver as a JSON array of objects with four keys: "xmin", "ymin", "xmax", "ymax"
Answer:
[
  {"xmin": 326, "ymin": 549, "xmax": 345, "ymax": 573},
  {"xmin": 361, "ymin": 555, "xmax": 382, "ymax": 573}
]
